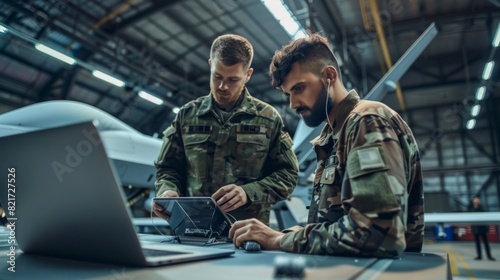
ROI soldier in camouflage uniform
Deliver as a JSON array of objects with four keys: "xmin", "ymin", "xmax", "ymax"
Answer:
[
  {"xmin": 153, "ymin": 34, "xmax": 299, "ymax": 225},
  {"xmin": 229, "ymin": 34, "xmax": 424, "ymax": 257}
]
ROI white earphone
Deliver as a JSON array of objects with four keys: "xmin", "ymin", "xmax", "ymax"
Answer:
[{"xmin": 325, "ymin": 77, "xmax": 333, "ymax": 128}]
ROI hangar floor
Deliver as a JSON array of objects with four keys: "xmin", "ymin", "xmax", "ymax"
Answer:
[{"xmin": 422, "ymin": 239, "xmax": 499, "ymax": 280}]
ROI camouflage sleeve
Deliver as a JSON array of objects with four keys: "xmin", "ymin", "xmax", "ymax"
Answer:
[
  {"xmin": 404, "ymin": 178, "xmax": 424, "ymax": 252},
  {"xmin": 240, "ymin": 118, "xmax": 299, "ymax": 205},
  {"xmin": 280, "ymin": 114, "xmax": 419, "ymax": 257},
  {"xmin": 403, "ymin": 139, "xmax": 424, "ymax": 252},
  {"xmin": 154, "ymin": 117, "xmax": 187, "ymax": 196}
]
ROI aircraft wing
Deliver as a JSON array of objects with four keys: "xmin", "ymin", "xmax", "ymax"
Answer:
[
  {"xmin": 425, "ymin": 212, "xmax": 500, "ymax": 226},
  {"xmin": 271, "ymin": 199, "xmax": 500, "ymax": 231}
]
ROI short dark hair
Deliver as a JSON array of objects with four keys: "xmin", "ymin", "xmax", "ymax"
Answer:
[
  {"xmin": 269, "ymin": 33, "xmax": 341, "ymax": 89},
  {"xmin": 210, "ymin": 34, "xmax": 253, "ymax": 69}
]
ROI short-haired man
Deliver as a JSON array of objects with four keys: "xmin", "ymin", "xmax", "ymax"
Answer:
[
  {"xmin": 229, "ymin": 33, "xmax": 424, "ymax": 257},
  {"xmin": 154, "ymin": 34, "xmax": 299, "ymax": 225}
]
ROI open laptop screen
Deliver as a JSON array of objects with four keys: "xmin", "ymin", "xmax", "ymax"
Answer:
[
  {"xmin": 152, "ymin": 197, "xmax": 233, "ymax": 241},
  {"xmin": 0, "ymin": 121, "xmax": 235, "ymax": 266}
]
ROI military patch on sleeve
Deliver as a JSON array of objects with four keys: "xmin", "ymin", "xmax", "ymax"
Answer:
[{"xmin": 357, "ymin": 147, "xmax": 385, "ymax": 170}]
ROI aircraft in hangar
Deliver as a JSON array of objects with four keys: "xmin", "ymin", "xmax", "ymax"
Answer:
[
  {"xmin": 0, "ymin": 100, "xmax": 162, "ymax": 189},
  {"xmin": 0, "ymin": 99, "xmax": 164, "ymax": 227}
]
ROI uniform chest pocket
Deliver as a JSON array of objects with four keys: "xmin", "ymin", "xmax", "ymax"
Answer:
[
  {"xmin": 235, "ymin": 133, "xmax": 269, "ymax": 179},
  {"xmin": 183, "ymin": 133, "xmax": 211, "ymax": 179},
  {"xmin": 315, "ymin": 165, "xmax": 343, "ymax": 223}
]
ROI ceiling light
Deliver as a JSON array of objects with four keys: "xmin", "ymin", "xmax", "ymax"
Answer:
[
  {"xmin": 262, "ymin": 0, "xmax": 290, "ymax": 20},
  {"xmin": 475, "ymin": 86, "xmax": 486, "ymax": 100},
  {"xmin": 138, "ymin": 90, "xmax": 164, "ymax": 105},
  {"xmin": 0, "ymin": 25, "xmax": 7, "ymax": 33},
  {"xmin": 466, "ymin": 119, "xmax": 476, "ymax": 130},
  {"xmin": 482, "ymin": 61, "xmax": 495, "ymax": 80},
  {"xmin": 35, "ymin": 43, "xmax": 76, "ymax": 65},
  {"xmin": 470, "ymin": 104, "xmax": 481, "ymax": 117},
  {"xmin": 493, "ymin": 22, "xmax": 500, "ymax": 47},
  {"xmin": 92, "ymin": 70, "xmax": 125, "ymax": 87},
  {"xmin": 279, "ymin": 16, "xmax": 300, "ymax": 36},
  {"xmin": 172, "ymin": 107, "xmax": 180, "ymax": 114},
  {"xmin": 294, "ymin": 30, "xmax": 307, "ymax": 39},
  {"xmin": 261, "ymin": 0, "xmax": 306, "ymax": 39}
]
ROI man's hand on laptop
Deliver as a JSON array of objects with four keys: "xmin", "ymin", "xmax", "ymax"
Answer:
[
  {"xmin": 152, "ymin": 190, "xmax": 179, "ymax": 220},
  {"xmin": 212, "ymin": 184, "xmax": 248, "ymax": 212}
]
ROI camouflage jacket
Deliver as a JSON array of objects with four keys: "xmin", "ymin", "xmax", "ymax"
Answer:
[
  {"xmin": 155, "ymin": 89, "xmax": 299, "ymax": 225},
  {"xmin": 280, "ymin": 90, "xmax": 424, "ymax": 257}
]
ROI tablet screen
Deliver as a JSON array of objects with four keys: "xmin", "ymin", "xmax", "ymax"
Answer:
[{"xmin": 152, "ymin": 197, "xmax": 232, "ymax": 239}]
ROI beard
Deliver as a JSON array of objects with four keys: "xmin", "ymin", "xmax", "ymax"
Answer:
[{"xmin": 300, "ymin": 84, "xmax": 333, "ymax": 127}]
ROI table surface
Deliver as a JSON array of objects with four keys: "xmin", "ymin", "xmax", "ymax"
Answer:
[{"xmin": 0, "ymin": 228, "xmax": 451, "ymax": 280}]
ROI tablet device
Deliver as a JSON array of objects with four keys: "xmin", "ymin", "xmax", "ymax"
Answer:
[{"xmin": 153, "ymin": 197, "xmax": 233, "ymax": 241}]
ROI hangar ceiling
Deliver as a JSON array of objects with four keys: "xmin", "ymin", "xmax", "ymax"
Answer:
[{"xmin": 0, "ymin": 0, "xmax": 499, "ymax": 138}]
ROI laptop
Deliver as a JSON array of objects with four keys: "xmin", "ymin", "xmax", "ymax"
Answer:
[
  {"xmin": 153, "ymin": 197, "xmax": 233, "ymax": 243},
  {"xmin": 0, "ymin": 121, "xmax": 234, "ymax": 267}
]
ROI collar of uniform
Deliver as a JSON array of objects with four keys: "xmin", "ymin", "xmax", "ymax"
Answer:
[
  {"xmin": 196, "ymin": 87, "xmax": 258, "ymax": 117},
  {"xmin": 310, "ymin": 90, "xmax": 360, "ymax": 147},
  {"xmin": 331, "ymin": 90, "xmax": 360, "ymax": 135}
]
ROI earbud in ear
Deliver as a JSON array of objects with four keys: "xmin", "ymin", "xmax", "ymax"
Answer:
[{"xmin": 327, "ymin": 78, "xmax": 331, "ymax": 86}]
